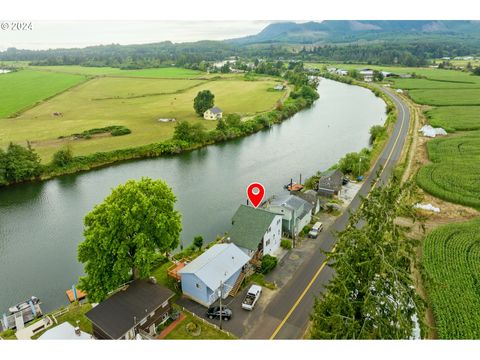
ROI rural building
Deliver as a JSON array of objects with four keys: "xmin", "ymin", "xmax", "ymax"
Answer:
[
  {"xmin": 274, "ymin": 84, "xmax": 285, "ymax": 91},
  {"xmin": 229, "ymin": 204, "xmax": 283, "ymax": 258},
  {"xmin": 317, "ymin": 169, "xmax": 344, "ymax": 197},
  {"xmin": 203, "ymin": 107, "xmax": 223, "ymax": 120},
  {"xmin": 85, "ymin": 280, "xmax": 174, "ymax": 339},
  {"xmin": 381, "ymin": 71, "xmax": 398, "ymax": 78},
  {"xmin": 38, "ymin": 322, "xmax": 91, "ymax": 340},
  {"xmin": 359, "ymin": 69, "xmax": 374, "ymax": 82},
  {"xmin": 335, "ymin": 69, "xmax": 348, "ymax": 76},
  {"xmin": 265, "ymin": 194, "xmax": 313, "ymax": 238},
  {"xmin": 178, "ymin": 243, "xmax": 250, "ymax": 307},
  {"xmin": 291, "ymin": 189, "xmax": 320, "ymax": 215}
]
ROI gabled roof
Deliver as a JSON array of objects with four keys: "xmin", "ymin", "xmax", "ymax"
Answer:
[
  {"xmin": 229, "ymin": 205, "xmax": 279, "ymax": 251},
  {"xmin": 179, "ymin": 243, "xmax": 250, "ymax": 290},
  {"xmin": 85, "ymin": 280, "xmax": 174, "ymax": 339},
  {"xmin": 269, "ymin": 194, "xmax": 311, "ymax": 212},
  {"xmin": 208, "ymin": 106, "xmax": 222, "ymax": 114}
]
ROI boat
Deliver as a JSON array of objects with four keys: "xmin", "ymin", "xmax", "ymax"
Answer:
[{"xmin": 8, "ymin": 296, "xmax": 40, "ymax": 314}]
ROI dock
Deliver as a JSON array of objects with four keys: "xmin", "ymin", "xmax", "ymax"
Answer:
[
  {"xmin": 66, "ymin": 288, "xmax": 87, "ymax": 303},
  {"xmin": 0, "ymin": 303, "xmax": 43, "ymax": 332}
]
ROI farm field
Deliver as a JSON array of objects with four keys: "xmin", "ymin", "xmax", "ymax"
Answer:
[
  {"xmin": 0, "ymin": 69, "xmax": 87, "ymax": 118},
  {"xmin": 407, "ymin": 88, "xmax": 480, "ymax": 106},
  {"xmin": 426, "ymin": 106, "xmax": 480, "ymax": 132},
  {"xmin": 27, "ymin": 65, "xmax": 208, "ymax": 78},
  {"xmin": 422, "ymin": 218, "xmax": 480, "ymax": 339},
  {"xmin": 416, "ymin": 131, "xmax": 480, "ymax": 209},
  {"xmin": 0, "ymin": 68, "xmax": 286, "ymax": 162}
]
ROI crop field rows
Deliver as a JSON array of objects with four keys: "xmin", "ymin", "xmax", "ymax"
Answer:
[{"xmin": 422, "ymin": 219, "xmax": 480, "ymax": 339}]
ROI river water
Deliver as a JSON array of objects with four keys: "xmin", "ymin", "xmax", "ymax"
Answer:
[{"xmin": 0, "ymin": 78, "xmax": 386, "ymax": 313}]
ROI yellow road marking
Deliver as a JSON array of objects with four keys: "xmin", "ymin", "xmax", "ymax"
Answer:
[{"xmin": 269, "ymin": 90, "xmax": 407, "ymax": 339}]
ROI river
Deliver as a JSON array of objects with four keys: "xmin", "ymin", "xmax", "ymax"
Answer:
[{"xmin": 0, "ymin": 78, "xmax": 386, "ymax": 313}]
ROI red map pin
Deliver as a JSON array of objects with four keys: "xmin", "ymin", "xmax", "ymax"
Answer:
[{"xmin": 246, "ymin": 182, "xmax": 265, "ymax": 208}]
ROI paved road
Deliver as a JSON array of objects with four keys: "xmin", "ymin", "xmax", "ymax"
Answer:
[{"xmin": 244, "ymin": 86, "xmax": 411, "ymax": 339}]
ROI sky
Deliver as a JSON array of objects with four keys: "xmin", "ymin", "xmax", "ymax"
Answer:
[{"xmin": 0, "ymin": 21, "xmax": 276, "ymax": 51}]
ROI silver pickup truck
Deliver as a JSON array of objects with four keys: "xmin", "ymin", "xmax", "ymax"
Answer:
[{"xmin": 242, "ymin": 285, "xmax": 262, "ymax": 311}]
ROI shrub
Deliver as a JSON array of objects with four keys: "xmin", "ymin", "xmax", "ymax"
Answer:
[
  {"xmin": 260, "ymin": 254, "xmax": 278, "ymax": 274},
  {"xmin": 280, "ymin": 239, "xmax": 292, "ymax": 250},
  {"xmin": 111, "ymin": 127, "xmax": 131, "ymax": 136},
  {"xmin": 52, "ymin": 146, "xmax": 73, "ymax": 167}
]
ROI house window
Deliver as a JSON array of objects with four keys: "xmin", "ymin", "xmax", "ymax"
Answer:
[
  {"xmin": 268, "ymin": 226, "xmax": 271, "ymax": 233},
  {"xmin": 196, "ymin": 283, "xmax": 200, "ymax": 289},
  {"xmin": 266, "ymin": 239, "xmax": 270, "ymax": 246},
  {"xmin": 277, "ymin": 219, "xmax": 281, "ymax": 225}
]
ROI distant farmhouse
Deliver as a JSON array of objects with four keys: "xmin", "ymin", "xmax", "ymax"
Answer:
[
  {"xmin": 229, "ymin": 204, "xmax": 283, "ymax": 259},
  {"xmin": 265, "ymin": 194, "xmax": 313, "ymax": 238},
  {"xmin": 274, "ymin": 84, "xmax": 285, "ymax": 91},
  {"xmin": 317, "ymin": 169, "xmax": 344, "ymax": 197},
  {"xmin": 85, "ymin": 280, "xmax": 174, "ymax": 339},
  {"xmin": 204, "ymin": 106, "xmax": 223, "ymax": 120},
  {"xmin": 178, "ymin": 243, "xmax": 250, "ymax": 307},
  {"xmin": 359, "ymin": 69, "xmax": 374, "ymax": 82}
]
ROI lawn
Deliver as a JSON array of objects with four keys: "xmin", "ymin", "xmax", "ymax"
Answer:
[
  {"xmin": 0, "ymin": 74, "xmax": 285, "ymax": 162},
  {"xmin": 0, "ymin": 69, "xmax": 87, "ymax": 118},
  {"xmin": 164, "ymin": 310, "xmax": 235, "ymax": 340},
  {"xmin": 426, "ymin": 106, "xmax": 480, "ymax": 132},
  {"xmin": 422, "ymin": 218, "xmax": 480, "ymax": 339},
  {"xmin": 31, "ymin": 303, "xmax": 93, "ymax": 339}
]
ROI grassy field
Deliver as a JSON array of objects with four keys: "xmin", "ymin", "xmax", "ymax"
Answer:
[
  {"xmin": 0, "ymin": 68, "xmax": 285, "ymax": 162},
  {"xmin": 422, "ymin": 218, "xmax": 480, "ymax": 339},
  {"xmin": 27, "ymin": 65, "xmax": 207, "ymax": 78},
  {"xmin": 407, "ymin": 88, "xmax": 480, "ymax": 106},
  {"xmin": 426, "ymin": 106, "xmax": 480, "ymax": 132},
  {"xmin": 0, "ymin": 69, "xmax": 87, "ymax": 118}
]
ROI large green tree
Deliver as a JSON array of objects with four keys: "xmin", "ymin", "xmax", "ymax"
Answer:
[
  {"xmin": 3, "ymin": 142, "xmax": 41, "ymax": 183},
  {"xmin": 78, "ymin": 177, "xmax": 182, "ymax": 302},
  {"xmin": 310, "ymin": 178, "xmax": 422, "ymax": 339},
  {"xmin": 193, "ymin": 90, "xmax": 215, "ymax": 116}
]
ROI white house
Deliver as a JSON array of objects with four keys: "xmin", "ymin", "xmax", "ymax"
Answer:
[
  {"xmin": 229, "ymin": 204, "xmax": 283, "ymax": 258},
  {"xmin": 178, "ymin": 243, "xmax": 250, "ymax": 307},
  {"xmin": 265, "ymin": 194, "xmax": 313, "ymax": 238},
  {"xmin": 203, "ymin": 107, "xmax": 223, "ymax": 120},
  {"xmin": 335, "ymin": 69, "xmax": 348, "ymax": 76},
  {"xmin": 359, "ymin": 69, "xmax": 374, "ymax": 82}
]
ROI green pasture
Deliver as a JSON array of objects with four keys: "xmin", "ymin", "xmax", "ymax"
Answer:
[
  {"xmin": 426, "ymin": 106, "xmax": 480, "ymax": 132},
  {"xmin": 0, "ymin": 71, "xmax": 285, "ymax": 162},
  {"xmin": 0, "ymin": 69, "xmax": 87, "ymax": 118}
]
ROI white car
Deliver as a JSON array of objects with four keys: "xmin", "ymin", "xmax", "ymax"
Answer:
[{"xmin": 242, "ymin": 285, "xmax": 262, "ymax": 311}]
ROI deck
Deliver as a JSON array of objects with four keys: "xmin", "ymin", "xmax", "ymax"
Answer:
[{"xmin": 0, "ymin": 303, "xmax": 43, "ymax": 332}]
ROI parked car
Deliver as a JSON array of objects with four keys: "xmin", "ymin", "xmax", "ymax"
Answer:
[
  {"xmin": 308, "ymin": 222, "xmax": 324, "ymax": 238},
  {"xmin": 206, "ymin": 305, "xmax": 232, "ymax": 320},
  {"xmin": 242, "ymin": 285, "xmax": 262, "ymax": 310}
]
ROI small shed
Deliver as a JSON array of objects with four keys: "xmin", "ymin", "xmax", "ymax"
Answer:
[
  {"xmin": 203, "ymin": 107, "xmax": 223, "ymax": 120},
  {"xmin": 178, "ymin": 243, "xmax": 250, "ymax": 307}
]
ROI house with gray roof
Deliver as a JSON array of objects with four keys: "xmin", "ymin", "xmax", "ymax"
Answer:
[
  {"xmin": 229, "ymin": 204, "xmax": 283, "ymax": 259},
  {"xmin": 317, "ymin": 169, "xmax": 344, "ymax": 197},
  {"xmin": 265, "ymin": 194, "xmax": 313, "ymax": 238},
  {"xmin": 85, "ymin": 279, "xmax": 174, "ymax": 339},
  {"xmin": 203, "ymin": 106, "xmax": 223, "ymax": 120},
  {"xmin": 178, "ymin": 243, "xmax": 250, "ymax": 307},
  {"xmin": 291, "ymin": 189, "xmax": 320, "ymax": 215}
]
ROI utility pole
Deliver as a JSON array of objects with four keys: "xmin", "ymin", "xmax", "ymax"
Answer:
[{"xmin": 219, "ymin": 280, "xmax": 224, "ymax": 330}]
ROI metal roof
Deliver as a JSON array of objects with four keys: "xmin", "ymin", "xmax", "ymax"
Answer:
[{"xmin": 178, "ymin": 243, "xmax": 250, "ymax": 290}]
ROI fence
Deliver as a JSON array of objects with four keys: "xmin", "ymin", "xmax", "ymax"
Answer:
[{"xmin": 181, "ymin": 307, "xmax": 236, "ymax": 339}]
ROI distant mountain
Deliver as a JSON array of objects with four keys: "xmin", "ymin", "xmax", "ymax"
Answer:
[{"xmin": 228, "ymin": 20, "xmax": 480, "ymax": 45}]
